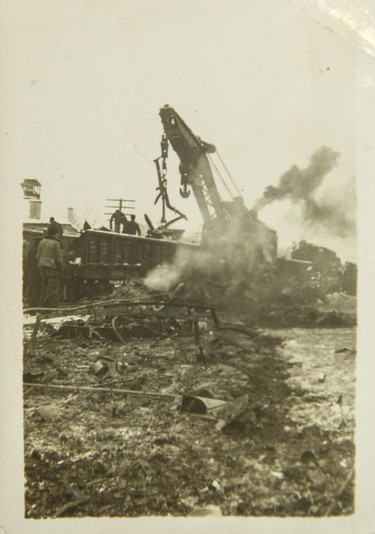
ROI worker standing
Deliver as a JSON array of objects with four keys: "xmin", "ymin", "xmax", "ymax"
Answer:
[
  {"xmin": 122, "ymin": 214, "xmax": 141, "ymax": 236},
  {"xmin": 48, "ymin": 217, "xmax": 63, "ymax": 242},
  {"xmin": 37, "ymin": 227, "xmax": 63, "ymax": 307},
  {"xmin": 26, "ymin": 237, "xmax": 42, "ymax": 307},
  {"xmin": 110, "ymin": 209, "xmax": 127, "ymax": 233}
]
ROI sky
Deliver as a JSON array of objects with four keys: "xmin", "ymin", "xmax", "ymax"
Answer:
[{"xmin": 1, "ymin": 0, "xmax": 372, "ymax": 261}]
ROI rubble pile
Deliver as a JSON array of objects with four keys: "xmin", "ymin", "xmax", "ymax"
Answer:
[
  {"xmin": 248, "ymin": 303, "xmax": 356, "ymax": 329},
  {"xmin": 108, "ymin": 279, "xmax": 163, "ymax": 302},
  {"xmin": 275, "ymin": 241, "xmax": 357, "ymax": 307}
]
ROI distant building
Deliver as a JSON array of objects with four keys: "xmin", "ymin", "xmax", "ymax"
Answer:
[
  {"xmin": 23, "ymin": 221, "xmax": 80, "ymax": 238},
  {"xmin": 21, "ymin": 179, "xmax": 42, "ymax": 220},
  {"xmin": 21, "ymin": 178, "xmax": 41, "ymax": 199},
  {"xmin": 21, "ymin": 178, "xmax": 79, "ymax": 228}
]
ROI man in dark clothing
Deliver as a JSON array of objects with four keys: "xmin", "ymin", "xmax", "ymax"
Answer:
[
  {"xmin": 110, "ymin": 210, "xmax": 127, "ymax": 233},
  {"xmin": 123, "ymin": 214, "xmax": 141, "ymax": 236},
  {"xmin": 37, "ymin": 227, "xmax": 63, "ymax": 307},
  {"xmin": 48, "ymin": 217, "xmax": 63, "ymax": 242},
  {"xmin": 26, "ymin": 237, "xmax": 42, "ymax": 307}
]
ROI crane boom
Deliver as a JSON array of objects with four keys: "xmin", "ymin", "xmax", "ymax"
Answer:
[
  {"xmin": 156, "ymin": 104, "xmax": 278, "ymax": 302},
  {"xmin": 159, "ymin": 105, "xmax": 227, "ymax": 228}
]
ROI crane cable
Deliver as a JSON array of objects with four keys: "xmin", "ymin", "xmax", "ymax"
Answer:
[
  {"xmin": 216, "ymin": 149, "xmax": 243, "ymax": 197},
  {"xmin": 207, "ymin": 154, "xmax": 234, "ymax": 199}
]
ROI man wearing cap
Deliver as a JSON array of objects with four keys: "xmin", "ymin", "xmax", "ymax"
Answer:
[
  {"xmin": 36, "ymin": 227, "xmax": 63, "ymax": 307},
  {"xmin": 48, "ymin": 217, "xmax": 63, "ymax": 242}
]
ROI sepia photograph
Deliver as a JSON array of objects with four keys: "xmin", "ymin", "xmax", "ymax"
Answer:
[{"xmin": 1, "ymin": 0, "xmax": 375, "ymax": 531}]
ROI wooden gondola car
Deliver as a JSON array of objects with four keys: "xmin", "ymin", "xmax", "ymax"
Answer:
[
  {"xmin": 75, "ymin": 229, "xmax": 199, "ymax": 281},
  {"xmin": 23, "ymin": 227, "xmax": 200, "ymax": 302}
]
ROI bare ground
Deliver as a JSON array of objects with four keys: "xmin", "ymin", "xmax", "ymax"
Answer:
[{"xmin": 23, "ymin": 317, "xmax": 355, "ymax": 518}]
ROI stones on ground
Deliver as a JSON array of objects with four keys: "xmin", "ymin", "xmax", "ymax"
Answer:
[
  {"xmin": 35, "ymin": 405, "xmax": 60, "ymax": 422},
  {"xmin": 335, "ymin": 347, "xmax": 356, "ymax": 356},
  {"xmin": 23, "ymin": 371, "xmax": 44, "ymax": 382},
  {"xmin": 215, "ymin": 394, "xmax": 250, "ymax": 430},
  {"xmin": 189, "ymin": 504, "xmax": 223, "ymax": 517},
  {"xmin": 210, "ymin": 479, "xmax": 223, "ymax": 492},
  {"xmin": 87, "ymin": 350, "xmax": 101, "ymax": 360},
  {"xmin": 300, "ymin": 450, "xmax": 317, "ymax": 464}
]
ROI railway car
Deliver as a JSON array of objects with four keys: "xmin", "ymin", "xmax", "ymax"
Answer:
[
  {"xmin": 23, "ymin": 227, "xmax": 200, "ymax": 303},
  {"xmin": 75, "ymin": 229, "xmax": 199, "ymax": 282}
]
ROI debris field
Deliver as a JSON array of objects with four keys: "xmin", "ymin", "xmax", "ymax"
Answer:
[{"xmin": 23, "ymin": 291, "xmax": 356, "ymax": 518}]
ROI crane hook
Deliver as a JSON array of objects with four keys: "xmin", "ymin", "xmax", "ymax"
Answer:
[{"xmin": 179, "ymin": 187, "xmax": 191, "ymax": 198}]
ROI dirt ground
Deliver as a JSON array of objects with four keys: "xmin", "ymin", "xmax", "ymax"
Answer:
[{"xmin": 23, "ymin": 308, "xmax": 356, "ymax": 518}]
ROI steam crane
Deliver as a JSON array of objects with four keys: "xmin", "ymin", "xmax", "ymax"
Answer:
[
  {"xmin": 158, "ymin": 104, "xmax": 232, "ymax": 238},
  {"xmin": 156, "ymin": 104, "xmax": 278, "ymax": 302},
  {"xmin": 158, "ymin": 105, "xmax": 277, "ymax": 255}
]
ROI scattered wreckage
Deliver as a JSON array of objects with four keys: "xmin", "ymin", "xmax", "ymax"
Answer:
[
  {"xmin": 23, "ymin": 273, "xmax": 356, "ymax": 445},
  {"xmin": 23, "ymin": 288, "xmax": 356, "ymax": 517},
  {"xmin": 24, "ymin": 286, "xmax": 264, "ymax": 433}
]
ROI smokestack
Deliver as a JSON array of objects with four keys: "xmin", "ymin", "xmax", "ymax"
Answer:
[
  {"xmin": 29, "ymin": 199, "xmax": 42, "ymax": 220},
  {"xmin": 67, "ymin": 207, "xmax": 75, "ymax": 224}
]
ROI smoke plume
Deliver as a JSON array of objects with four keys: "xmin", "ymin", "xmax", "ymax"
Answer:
[
  {"xmin": 144, "ymin": 214, "xmax": 277, "ymax": 297},
  {"xmin": 253, "ymin": 146, "xmax": 340, "ymax": 212},
  {"xmin": 253, "ymin": 146, "xmax": 356, "ymax": 240}
]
